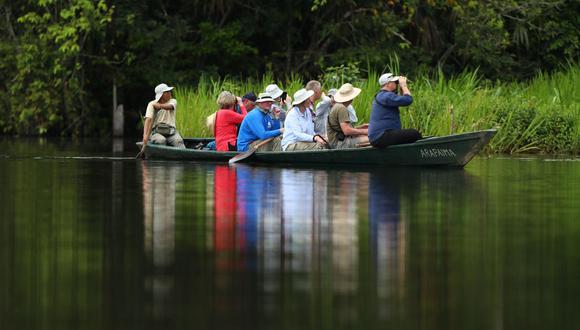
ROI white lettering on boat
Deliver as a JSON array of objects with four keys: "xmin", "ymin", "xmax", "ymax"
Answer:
[{"xmin": 420, "ymin": 148, "xmax": 457, "ymax": 158}]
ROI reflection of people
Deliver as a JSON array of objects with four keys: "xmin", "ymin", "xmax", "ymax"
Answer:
[
  {"xmin": 214, "ymin": 165, "xmax": 238, "ymax": 254},
  {"xmin": 141, "ymin": 162, "xmax": 179, "ymax": 266},
  {"xmin": 368, "ymin": 74, "xmax": 422, "ymax": 148},
  {"xmin": 141, "ymin": 161, "xmax": 179, "ymax": 322},
  {"xmin": 327, "ymin": 83, "xmax": 369, "ymax": 149},
  {"xmin": 141, "ymin": 83, "xmax": 185, "ymax": 154},
  {"xmin": 237, "ymin": 93, "xmax": 284, "ymax": 152}
]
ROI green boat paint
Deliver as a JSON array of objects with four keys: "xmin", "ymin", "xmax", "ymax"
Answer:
[{"xmin": 136, "ymin": 129, "xmax": 497, "ymax": 167}]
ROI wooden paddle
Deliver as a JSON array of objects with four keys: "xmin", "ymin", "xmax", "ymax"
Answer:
[
  {"xmin": 229, "ymin": 138, "xmax": 274, "ymax": 164},
  {"xmin": 136, "ymin": 144, "xmax": 146, "ymax": 159}
]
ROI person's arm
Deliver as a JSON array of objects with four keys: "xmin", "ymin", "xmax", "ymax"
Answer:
[
  {"xmin": 153, "ymin": 99, "xmax": 177, "ymax": 111},
  {"xmin": 223, "ymin": 110, "xmax": 246, "ymax": 125},
  {"xmin": 251, "ymin": 115, "xmax": 282, "ymax": 140},
  {"xmin": 377, "ymin": 90, "xmax": 413, "ymax": 107},
  {"xmin": 399, "ymin": 76, "xmax": 411, "ymax": 96},
  {"xmin": 340, "ymin": 122, "xmax": 368, "ymax": 136},
  {"xmin": 142, "ymin": 117, "xmax": 153, "ymax": 145},
  {"xmin": 315, "ymin": 97, "xmax": 331, "ymax": 117},
  {"xmin": 141, "ymin": 103, "xmax": 155, "ymax": 148}
]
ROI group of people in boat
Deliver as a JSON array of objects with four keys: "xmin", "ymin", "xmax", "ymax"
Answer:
[{"xmin": 140, "ymin": 73, "xmax": 423, "ymax": 154}]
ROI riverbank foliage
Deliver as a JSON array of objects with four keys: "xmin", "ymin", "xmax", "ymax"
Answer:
[
  {"xmin": 0, "ymin": 0, "xmax": 578, "ymax": 151},
  {"xmin": 175, "ymin": 63, "xmax": 579, "ymax": 154}
]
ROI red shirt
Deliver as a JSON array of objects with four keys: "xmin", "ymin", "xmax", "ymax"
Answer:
[{"xmin": 215, "ymin": 106, "xmax": 247, "ymax": 151}]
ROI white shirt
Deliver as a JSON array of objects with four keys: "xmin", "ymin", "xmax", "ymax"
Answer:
[{"xmin": 281, "ymin": 107, "xmax": 316, "ymax": 150}]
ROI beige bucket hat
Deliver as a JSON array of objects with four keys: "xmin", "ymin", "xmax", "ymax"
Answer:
[{"xmin": 333, "ymin": 83, "xmax": 361, "ymax": 103}]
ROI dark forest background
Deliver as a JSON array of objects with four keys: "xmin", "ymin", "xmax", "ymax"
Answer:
[{"xmin": 0, "ymin": 0, "xmax": 578, "ymax": 136}]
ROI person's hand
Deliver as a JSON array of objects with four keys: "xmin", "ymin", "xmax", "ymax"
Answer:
[
  {"xmin": 236, "ymin": 96, "xmax": 242, "ymax": 104},
  {"xmin": 279, "ymin": 128, "xmax": 285, "ymax": 134},
  {"xmin": 399, "ymin": 76, "xmax": 407, "ymax": 86},
  {"xmin": 153, "ymin": 102, "xmax": 162, "ymax": 110},
  {"xmin": 357, "ymin": 123, "xmax": 369, "ymax": 129},
  {"xmin": 314, "ymin": 135, "xmax": 326, "ymax": 144}
]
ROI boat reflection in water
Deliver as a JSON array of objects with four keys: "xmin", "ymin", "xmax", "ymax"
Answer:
[{"xmin": 139, "ymin": 162, "xmax": 468, "ymax": 327}]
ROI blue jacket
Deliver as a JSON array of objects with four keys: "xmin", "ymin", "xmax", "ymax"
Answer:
[
  {"xmin": 368, "ymin": 90, "xmax": 413, "ymax": 143},
  {"xmin": 237, "ymin": 108, "xmax": 282, "ymax": 151}
]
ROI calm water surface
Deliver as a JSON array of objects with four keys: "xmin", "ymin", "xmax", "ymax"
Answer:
[{"xmin": 0, "ymin": 138, "xmax": 579, "ymax": 330}]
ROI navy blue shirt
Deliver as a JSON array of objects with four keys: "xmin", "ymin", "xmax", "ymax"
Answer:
[{"xmin": 368, "ymin": 90, "xmax": 413, "ymax": 143}]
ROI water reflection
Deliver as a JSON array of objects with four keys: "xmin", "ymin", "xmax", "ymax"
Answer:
[
  {"xmin": 141, "ymin": 162, "xmax": 181, "ymax": 323},
  {"xmin": 138, "ymin": 162, "xmax": 428, "ymax": 326},
  {"xmin": 3, "ymin": 139, "xmax": 579, "ymax": 329}
]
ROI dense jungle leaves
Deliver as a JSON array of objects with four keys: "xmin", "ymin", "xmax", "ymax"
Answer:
[{"xmin": 0, "ymin": 0, "xmax": 578, "ymax": 136}]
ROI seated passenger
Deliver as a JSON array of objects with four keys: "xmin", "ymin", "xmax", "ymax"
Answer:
[
  {"xmin": 265, "ymin": 84, "xmax": 291, "ymax": 124},
  {"xmin": 241, "ymin": 92, "xmax": 257, "ymax": 112},
  {"xmin": 314, "ymin": 89, "xmax": 361, "ymax": 136},
  {"xmin": 215, "ymin": 91, "xmax": 247, "ymax": 151},
  {"xmin": 305, "ymin": 80, "xmax": 323, "ymax": 118},
  {"xmin": 314, "ymin": 88, "xmax": 336, "ymax": 135},
  {"xmin": 368, "ymin": 73, "xmax": 422, "ymax": 147},
  {"xmin": 141, "ymin": 83, "xmax": 185, "ymax": 152},
  {"xmin": 327, "ymin": 83, "xmax": 369, "ymax": 149},
  {"xmin": 281, "ymin": 89, "xmax": 327, "ymax": 151},
  {"xmin": 237, "ymin": 93, "xmax": 284, "ymax": 152}
]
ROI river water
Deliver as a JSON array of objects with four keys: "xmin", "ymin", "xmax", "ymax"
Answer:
[{"xmin": 0, "ymin": 138, "xmax": 579, "ymax": 329}]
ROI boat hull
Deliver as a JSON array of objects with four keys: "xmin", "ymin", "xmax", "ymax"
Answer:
[{"xmin": 137, "ymin": 129, "xmax": 497, "ymax": 167}]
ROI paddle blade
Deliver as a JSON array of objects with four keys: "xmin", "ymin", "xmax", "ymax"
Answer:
[{"xmin": 228, "ymin": 148, "xmax": 256, "ymax": 164}]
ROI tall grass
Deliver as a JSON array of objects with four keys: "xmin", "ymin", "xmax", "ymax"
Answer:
[{"xmin": 175, "ymin": 64, "xmax": 579, "ymax": 154}]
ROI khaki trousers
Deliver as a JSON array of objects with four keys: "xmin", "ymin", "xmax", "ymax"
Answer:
[
  {"xmin": 285, "ymin": 142, "xmax": 326, "ymax": 151},
  {"xmin": 150, "ymin": 131, "xmax": 186, "ymax": 148},
  {"xmin": 248, "ymin": 137, "xmax": 282, "ymax": 151}
]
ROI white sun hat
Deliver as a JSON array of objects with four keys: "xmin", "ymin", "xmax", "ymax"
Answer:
[
  {"xmin": 155, "ymin": 83, "xmax": 174, "ymax": 102},
  {"xmin": 265, "ymin": 84, "xmax": 284, "ymax": 99},
  {"xmin": 255, "ymin": 92, "xmax": 275, "ymax": 103},
  {"xmin": 378, "ymin": 73, "xmax": 400, "ymax": 86},
  {"xmin": 333, "ymin": 83, "xmax": 361, "ymax": 103},
  {"xmin": 327, "ymin": 88, "xmax": 338, "ymax": 97},
  {"xmin": 292, "ymin": 89, "xmax": 315, "ymax": 106}
]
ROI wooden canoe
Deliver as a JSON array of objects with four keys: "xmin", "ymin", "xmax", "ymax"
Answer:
[{"xmin": 136, "ymin": 129, "xmax": 497, "ymax": 167}]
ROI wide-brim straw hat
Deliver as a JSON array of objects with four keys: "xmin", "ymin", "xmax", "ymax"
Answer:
[
  {"xmin": 255, "ymin": 92, "xmax": 275, "ymax": 103},
  {"xmin": 155, "ymin": 83, "xmax": 174, "ymax": 102},
  {"xmin": 378, "ymin": 73, "xmax": 400, "ymax": 86},
  {"xmin": 333, "ymin": 83, "xmax": 361, "ymax": 103},
  {"xmin": 292, "ymin": 89, "xmax": 314, "ymax": 106},
  {"xmin": 265, "ymin": 84, "xmax": 284, "ymax": 99}
]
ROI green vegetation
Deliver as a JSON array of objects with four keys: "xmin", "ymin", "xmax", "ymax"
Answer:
[
  {"xmin": 175, "ymin": 63, "xmax": 579, "ymax": 154},
  {"xmin": 0, "ymin": 0, "xmax": 578, "ymax": 142}
]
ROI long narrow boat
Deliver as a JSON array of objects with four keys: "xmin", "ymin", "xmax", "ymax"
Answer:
[{"xmin": 136, "ymin": 129, "xmax": 497, "ymax": 167}]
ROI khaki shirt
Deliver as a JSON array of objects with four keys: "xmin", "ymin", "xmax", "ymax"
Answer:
[
  {"xmin": 145, "ymin": 98, "xmax": 178, "ymax": 128},
  {"xmin": 327, "ymin": 104, "xmax": 352, "ymax": 146}
]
